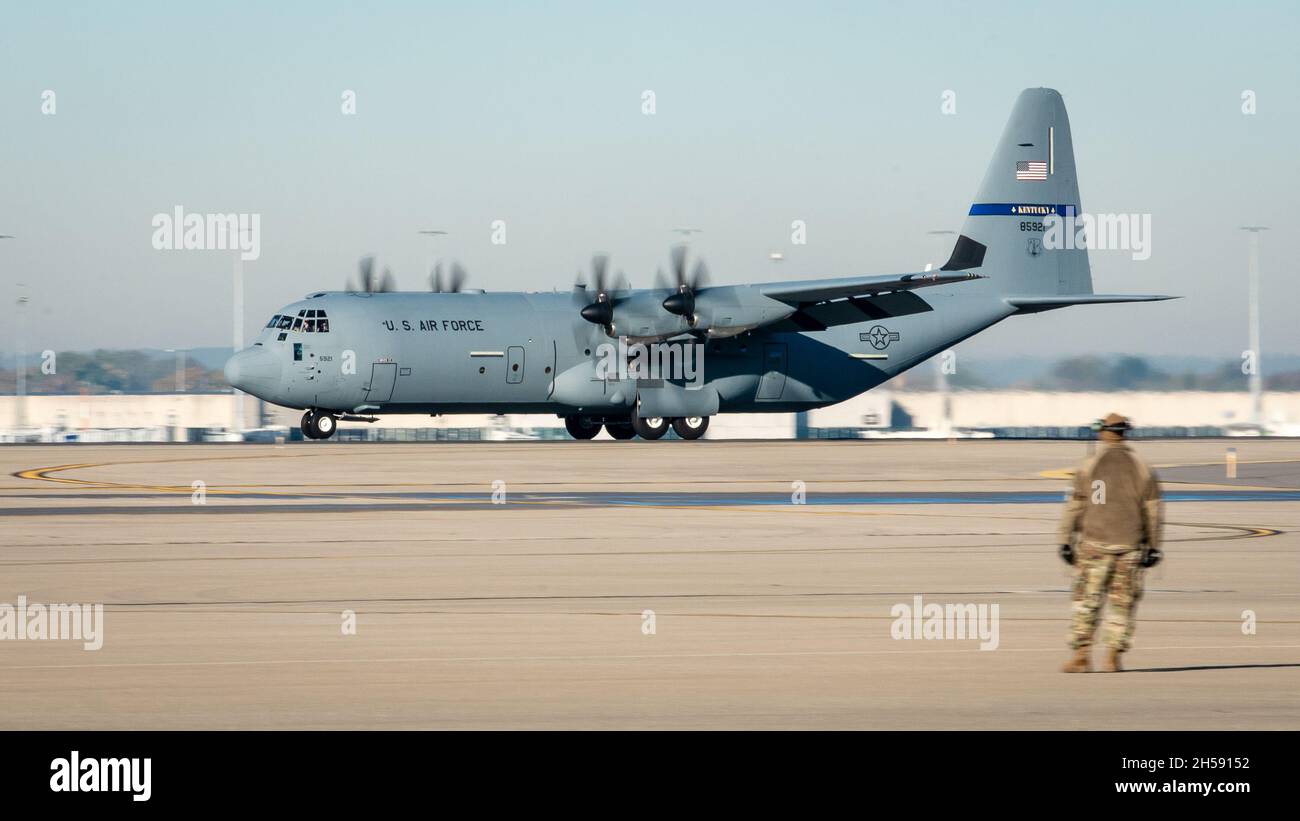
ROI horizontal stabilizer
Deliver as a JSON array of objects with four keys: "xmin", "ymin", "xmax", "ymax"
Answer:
[{"xmin": 1005, "ymin": 294, "xmax": 1178, "ymax": 314}]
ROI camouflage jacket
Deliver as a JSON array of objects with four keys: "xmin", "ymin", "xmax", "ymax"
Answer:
[{"xmin": 1057, "ymin": 442, "xmax": 1163, "ymax": 552}]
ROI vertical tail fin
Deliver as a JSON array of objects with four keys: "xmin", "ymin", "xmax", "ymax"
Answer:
[{"xmin": 942, "ymin": 88, "xmax": 1092, "ymax": 296}]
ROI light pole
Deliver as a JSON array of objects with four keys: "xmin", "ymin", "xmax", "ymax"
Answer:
[
  {"xmin": 165, "ymin": 348, "xmax": 189, "ymax": 392},
  {"xmin": 1239, "ymin": 226, "xmax": 1267, "ymax": 431},
  {"xmin": 15, "ymin": 285, "xmax": 28, "ymax": 432},
  {"xmin": 3, "ymin": 235, "xmax": 22, "ymax": 433},
  {"xmin": 231, "ymin": 228, "xmax": 256, "ymax": 433}
]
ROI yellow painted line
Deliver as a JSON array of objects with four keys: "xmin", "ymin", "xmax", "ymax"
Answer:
[{"xmin": 16, "ymin": 459, "xmax": 338, "ymax": 498}]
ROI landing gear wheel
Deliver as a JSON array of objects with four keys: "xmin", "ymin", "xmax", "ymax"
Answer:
[
  {"xmin": 671, "ymin": 416, "xmax": 709, "ymax": 440},
  {"xmin": 630, "ymin": 412, "xmax": 670, "ymax": 440},
  {"xmin": 606, "ymin": 422, "xmax": 637, "ymax": 440},
  {"xmin": 311, "ymin": 412, "xmax": 337, "ymax": 439},
  {"xmin": 564, "ymin": 415, "xmax": 602, "ymax": 440},
  {"xmin": 301, "ymin": 410, "xmax": 318, "ymax": 439}
]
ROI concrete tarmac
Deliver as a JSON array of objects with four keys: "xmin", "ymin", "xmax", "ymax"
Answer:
[{"xmin": 1, "ymin": 438, "xmax": 1296, "ymax": 729}]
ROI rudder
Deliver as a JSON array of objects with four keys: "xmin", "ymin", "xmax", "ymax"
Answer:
[{"xmin": 942, "ymin": 88, "xmax": 1092, "ymax": 296}]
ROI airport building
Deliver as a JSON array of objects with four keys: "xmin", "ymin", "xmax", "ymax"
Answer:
[{"xmin": 2, "ymin": 390, "xmax": 1298, "ymax": 442}]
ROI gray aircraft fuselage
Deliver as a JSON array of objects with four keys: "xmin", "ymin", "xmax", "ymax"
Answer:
[{"xmin": 228, "ymin": 285, "xmax": 1011, "ymax": 418}]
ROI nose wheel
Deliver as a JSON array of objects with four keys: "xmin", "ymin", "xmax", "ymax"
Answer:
[{"xmin": 301, "ymin": 409, "xmax": 338, "ymax": 440}]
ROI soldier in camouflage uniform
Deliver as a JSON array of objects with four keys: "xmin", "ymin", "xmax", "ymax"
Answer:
[{"xmin": 1057, "ymin": 413, "xmax": 1163, "ymax": 673}]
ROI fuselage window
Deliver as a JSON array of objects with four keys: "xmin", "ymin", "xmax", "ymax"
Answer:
[
  {"xmin": 318, "ymin": 318, "xmax": 329, "ymax": 333},
  {"xmin": 304, "ymin": 318, "xmax": 316, "ymax": 332},
  {"xmin": 277, "ymin": 316, "xmax": 293, "ymax": 330},
  {"xmin": 292, "ymin": 317, "xmax": 303, "ymax": 331},
  {"xmin": 293, "ymin": 343, "xmax": 303, "ymax": 361},
  {"xmin": 266, "ymin": 315, "xmax": 281, "ymax": 328}
]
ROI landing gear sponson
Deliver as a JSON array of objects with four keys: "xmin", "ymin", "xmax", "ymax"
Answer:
[
  {"xmin": 301, "ymin": 409, "xmax": 338, "ymax": 440},
  {"xmin": 563, "ymin": 414, "xmax": 709, "ymax": 441}
]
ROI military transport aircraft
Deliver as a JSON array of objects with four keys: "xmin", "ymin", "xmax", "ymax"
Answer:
[{"xmin": 225, "ymin": 88, "xmax": 1172, "ymax": 441}]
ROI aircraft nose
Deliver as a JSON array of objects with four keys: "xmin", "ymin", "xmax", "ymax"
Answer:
[{"xmin": 224, "ymin": 347, "xmax": 281, "ymax": 396}]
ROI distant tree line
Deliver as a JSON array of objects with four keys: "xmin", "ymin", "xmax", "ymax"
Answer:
[
  {"xmin": 946, "ymin": 355, "xmax": 1300, "ymax": 391},
  {"xmin": 0, "ymin": 350, "xmax": 228, "ymax": 395}
]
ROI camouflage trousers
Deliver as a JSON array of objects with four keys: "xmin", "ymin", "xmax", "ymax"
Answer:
[{"xmin": 1069, "ymin": 544, "xmax": 1145, "ymax": 651}]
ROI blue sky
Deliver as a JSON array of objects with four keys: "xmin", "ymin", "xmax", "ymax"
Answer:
[{"xmin": 1, "ymin": 1, "xmax": 1296, "ymax": 361}]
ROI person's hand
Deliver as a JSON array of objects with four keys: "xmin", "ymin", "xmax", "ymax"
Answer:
[{"xmin": 1059, "ymin": 543, "xmax": 1075, "ymax": 565}]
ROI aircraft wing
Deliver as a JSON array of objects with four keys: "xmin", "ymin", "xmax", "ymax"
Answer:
[
  {"xmin": 758, "ymin": 271, "xmax": 984, "ymax": 305},
  {"xmin": 751, "ymin": 271, "xmax": 984, "ymax": 332}
]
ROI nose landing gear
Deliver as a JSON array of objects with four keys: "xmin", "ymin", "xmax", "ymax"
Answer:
[{"xmin": 301, "ymin": 409, "xmax": 338, "ymax": 440}]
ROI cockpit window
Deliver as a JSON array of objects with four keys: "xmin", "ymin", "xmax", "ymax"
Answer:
[{"xmin": 277, "ymin": 308, "xmax": 329, "ymax": 333}]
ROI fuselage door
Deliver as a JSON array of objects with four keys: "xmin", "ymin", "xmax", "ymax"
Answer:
[
  {"xmin": 756, "ymin": 343, "xmax": 788, "ymax": 400},
  {"xmin": 365, "ymin": 362, "xmax": 398, "ymax": 403},
  {"xmin": 506, "ymin": 346, "xmax": 525, "ymax": 384}
]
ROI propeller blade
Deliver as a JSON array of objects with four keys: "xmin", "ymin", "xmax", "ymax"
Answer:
[
  {"xmin": 448, "ymin": 261, "xmax": 467, "ymax": 293},
  {"xmin": 591, "ymin": 254, "xmax": 610, "ymax": 296},
  {"xmin": 661, "ymin": 246, "xmax": 704, "ymax": 324},
  {"xmin": 359, "ymin": 256, "xmax": 375, "ymax": 293},
  {"xmin": 377, "ymin": 267, "xmax": 395, "ymax": 293},
  {"xmin": 691, "ymin": 258, "xmax": 709, "ymax": 290},
  {"xmin": 579, "ymin": 254, "xmax": 618, "ymax": 333},
  {"xmin": 671, "ymin": 244, "xmax": 688, "ymax": 287}
]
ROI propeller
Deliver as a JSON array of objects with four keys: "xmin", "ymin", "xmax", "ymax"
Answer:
[
  {"xmin": 430, "ymin": 260, "xmax": 468, "ymax": 293},
  {"xmin": 347, "ymin": 256, "xmax": 395, "ymax": 293},
  {"xmin": 576, "ymin": 254, "xmax": 626, "ymax": 333},
  {"xmin": 661, "ymin": 244, "xmax": 709, "ymax": 325}
]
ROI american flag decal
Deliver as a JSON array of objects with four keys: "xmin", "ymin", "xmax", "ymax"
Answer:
[{"xmin": 1016, "ymin": 160, "xmax": 1048, "ymax": 181}]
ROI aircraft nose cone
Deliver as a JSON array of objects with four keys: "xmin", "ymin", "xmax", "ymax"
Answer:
[{"xmin": 224, "ymin": 347, "xmax": 281, "ymax": 396}]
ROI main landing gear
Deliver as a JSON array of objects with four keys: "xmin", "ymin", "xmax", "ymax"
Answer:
[
  {"xmin": 562, "ymin": 414, "xmax": 710, "ymax": 441},
  {"xmin": 301, "ymin": 409, "xmax": 338, "ymax": 440},
  {"xmin": 671, "ymin": 415, "xmax": 709, "ymax": 440}
]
